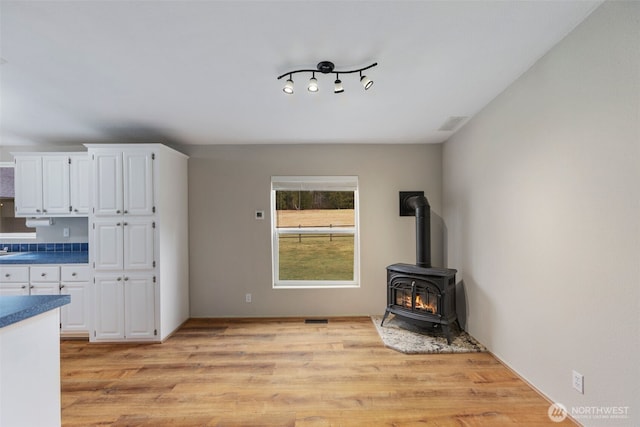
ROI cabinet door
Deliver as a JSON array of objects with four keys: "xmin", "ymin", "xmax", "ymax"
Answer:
[
  {"xmin": 93, "ymin": 152, "xmax": 123, "ymax": 216},
  {"xmin": 60, "ymin": 282, "xmax": 90, "ymax": 332},
  {"xmin": 93, "ymin": 219, "xmax": 124, "ymax": 270},
  {"xmin": 14, "ymin": 156, "xmax": 43, "ymax": 216},
  {"xmin": 123, "ymin": 152, "xmax": 154, "ymax": 216},
  {"xmin": 70, "ymin": 154, "xmax": 91, "ymax": 215},
  {"xmin": 94, "ymin": 276, "xmax": 125, "ymax": 340},
  {"xmin": 42, "ymin": 155, "xmax": 70, "ymax": 215},
  {"xmin": 0, "ymin": 283, "xmax": 29, "ymax": 295},
  {"xmin": 124, "ymin": 275, "xmax": 156, "ymax": 340},
  {"xmin": 123, "ymin": 218, "xmax": 154, "ymax": 270},
  {"xmin": 29, "ymin": 282, "xmax": 60, "ymax": 295}
]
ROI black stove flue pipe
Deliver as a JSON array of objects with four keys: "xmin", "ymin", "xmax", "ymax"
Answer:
[{"xmin": 405, "ymin": 195, "xmax": 432, "ymax": 268}]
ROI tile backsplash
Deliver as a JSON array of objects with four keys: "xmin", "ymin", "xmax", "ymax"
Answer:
[{"xmin": 0, "ymin": 243, "xmax": 88, "ymax": 253}]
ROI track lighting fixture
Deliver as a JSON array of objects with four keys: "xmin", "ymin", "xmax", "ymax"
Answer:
[{"xmin": 278, "ymin": 61, "xmax": 377, "ymax": 94}]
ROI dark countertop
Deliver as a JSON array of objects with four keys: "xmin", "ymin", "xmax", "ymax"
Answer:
[
  {"xmin": 0, "ymin": 251, "xmax": 89, "ymax": 264},
  {"xmin": 0, "ymin": 295, "xmax": 71, "ymax": 329}
]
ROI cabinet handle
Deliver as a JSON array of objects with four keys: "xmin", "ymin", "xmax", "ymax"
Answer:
[
  {"xmin": 74, "ymin": 209, "xmax": 79, "ymax": 213},
  {"xmin": 4, "ymin": 273, "xmax": 9, "ymax": 278},
  {"xmin": 41, "ymin": 273, "xmax": 46, "ymax": 277},
  {"xmin": 124, "ymin": 277, "xmax": 129, "ymax": 281},
  {"xmin": 123, "ymin": 222, "xmax": 128, "ymax": 226},
  {"xmin": 116, "ymin": 223, "xmax": 121, "ymax": 226},
  {"xmin": 36, "ymin": 209, "xmax": 41, "ymax": 213},
  {"xmin": 71, "ymin": 272, "xmax": 77, "ymax": 277},
  {"xmin": 21, "ymin": 285, "xmax": 26, "ymax": 289},
  {"xmin": 43, "ymin": 209, "xmax": 47, "ymax": 213},
  {"xmin": 30, "ymin": 285, "xmax": 34, "ymax": 289},
  {"xmin": 59, "ymin": 285, "xmax": 65, "ymax": 290},
  {"xmin": 124, "ymin": 210, "xmax": 128, "ymax": 214},
  {"xmin": 117, "ymin": 277, "xmax": 122, "ymax": 281},
  {"xmin": 116, "ymin": 210, "xmax": 121, "ymax": 214}
]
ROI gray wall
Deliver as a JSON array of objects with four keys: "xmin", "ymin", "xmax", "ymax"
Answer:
[
  {"xmin": 443, "ymin": 1, "xmax": 639, "ymax": 425},
  {"xmin": 186, "ymin": 144, "xmax": 444, "ymax": 317}
]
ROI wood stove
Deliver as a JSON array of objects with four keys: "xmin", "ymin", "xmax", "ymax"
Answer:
[{"xmin": 381, "ymin": 194, "xmax": 459, "ymax": 343}]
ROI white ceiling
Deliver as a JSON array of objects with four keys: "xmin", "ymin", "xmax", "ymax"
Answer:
[{"xmin": 0, "ymin": 1, "xmax": 602, "ymax": 147}]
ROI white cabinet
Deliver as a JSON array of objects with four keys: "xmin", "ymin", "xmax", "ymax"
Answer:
[
  {"xmin": 93, "ymin": 274, "xmax": 155, "ymax": 340},
  {"xmin": 0, "ymin": 266, "xmax": 29, "ymax": 296},
  {"xmin": 60, "ymin": 265, "xmax": 91, "ymax": 335},
  {"xmin": 93, "ymin": 151, "xmax": 154, "ymax": 216},
  {"xmin": 69, "ymin": 154, "xmax": 91, "ymax": 215},
  {"xmin": 87, "ymin": 143, "xmax": 189, "ymax": 343},
  {"xmin": 124, "ymin": 275, "xmax": 156, "ymax": 339},
  {"xmin": 90, "ymin": 146, "xmax": 157, "ymax": 342},
  {"xmin": 93, "ymin": 275, "xmax": 125, "ymax": 340},
  {"xmin": 93, "ymin": 218, "xmax": 154, "ymax": 271},
  {"xmin": 13, "ymin": 153, "xmax": 91, "ymax": 217},
  {"xmin": 29, "ymin": 265, "xmax": 60, "ymax": 295},
  {"xmin": 0, "ymin": 264, "xmax": 90, "ymax": 335},
  {"xmin": 14, "ymin": 156, "xmax": 44, "ymax": 216},
  {"xmin": 42, "ymin": 156, "xmax": 71, "ymax": 215}
]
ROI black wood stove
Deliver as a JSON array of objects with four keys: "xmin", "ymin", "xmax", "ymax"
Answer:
[{"xmin": 381, "ymin": 194, "xmax": 459, "ymax": 344}]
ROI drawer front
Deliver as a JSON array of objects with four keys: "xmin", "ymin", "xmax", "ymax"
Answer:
[
  {"xmin": 30, "ymin": 266, "xmax": 60, "ymax": 282},
  {"xmin": 61, "ymin": 265, "xmax": 90, "ymax": 282},
  {"xmin": 0, "ymin": 266, "xmax": 30, "ymax": 283}
]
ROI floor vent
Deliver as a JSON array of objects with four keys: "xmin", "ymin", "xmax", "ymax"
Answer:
[{"xmin": 304, "ymin": 319, "xmax": 328, "ymax": 324}]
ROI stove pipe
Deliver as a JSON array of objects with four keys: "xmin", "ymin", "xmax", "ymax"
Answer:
[{"xmin": 405, "ymin": 195, "xmax": 431, "ymax": 268}]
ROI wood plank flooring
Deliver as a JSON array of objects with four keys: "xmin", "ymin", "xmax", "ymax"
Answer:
[{"xmin": 61, "ymin": 317, "xmax": 575, "ymax": 426}]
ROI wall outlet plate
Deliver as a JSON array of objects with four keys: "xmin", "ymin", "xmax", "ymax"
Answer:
[
  {"xmin": 399, "ymin": 191, "xmax": 424, "ymax": 216},
  {"xmin": 572, "ymin": 370, "xmax": 584, "ymax": 394}
]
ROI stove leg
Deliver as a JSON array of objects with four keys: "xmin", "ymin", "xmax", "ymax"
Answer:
[
  {"xmin": 443, "ymin": 324, "xmax": 453, "ymax": 345},
  {"xmin": 381, "ymin": 310, "xmax": 391, "ymax": 326}
]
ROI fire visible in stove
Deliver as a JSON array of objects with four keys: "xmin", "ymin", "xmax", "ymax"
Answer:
[{"xmin": 395, "ymin": 285, "xmax": 438, "ymax": 314}]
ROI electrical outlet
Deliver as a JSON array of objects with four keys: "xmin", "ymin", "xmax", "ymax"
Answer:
[
  {"xmin": 63, "ymin": 227, "xmax": 70, "ymax": 237},
  {"xmin": 572, "ymin": 370, "xmax": 584, "ymax": 394},
  {"xmin": 245, "ymin": 293, "xmax": 252, "ymax": 303}
]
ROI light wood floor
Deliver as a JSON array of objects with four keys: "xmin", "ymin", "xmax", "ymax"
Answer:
[{"xmin": 61, "ymin": 317, "xmax": 575, "ymax": 426}]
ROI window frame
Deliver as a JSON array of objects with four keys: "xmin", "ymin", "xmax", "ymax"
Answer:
[{"xmin": 271, "ymin": 176, "xmax": 360, "ymax": 289}]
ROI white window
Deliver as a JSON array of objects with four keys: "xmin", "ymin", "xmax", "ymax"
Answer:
[{"xmin": 271, "ymin": 176, "xmax": 360, "ymax": 288}]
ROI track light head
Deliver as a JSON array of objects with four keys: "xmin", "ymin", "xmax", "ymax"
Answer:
[
  {"xmin": 360, "ymin": 72, "xmax": 373, "ymax": 90},
  {"xmin": 308, "ymin": 73, "xmax": 318, "ymax": 92},
  {"xmin": 334, "ymin": 75, "xmax": 344, "ymax": 94},
  {"xmin": 283, "ymin": 75, "xmax": 294, "ymax": 94}
]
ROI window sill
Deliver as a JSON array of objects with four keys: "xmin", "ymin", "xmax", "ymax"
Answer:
[{"xmin": 273, "ymin": 283, "xmax": 360, "ymax": 289}]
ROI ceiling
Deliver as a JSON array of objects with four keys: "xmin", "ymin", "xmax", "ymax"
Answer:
[{"xmin": 0, "ymin": 1, "xmax": 602, "ymax": 148}]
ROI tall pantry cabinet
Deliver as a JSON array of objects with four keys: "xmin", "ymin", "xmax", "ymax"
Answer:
[{"xmin": 86, "ymin": 144, "xmax": 189, "ymax": 342}]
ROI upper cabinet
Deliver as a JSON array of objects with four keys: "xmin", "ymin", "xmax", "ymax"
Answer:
[
  {"xmin": 13, "ymin": 153, "xmax": 91, "ymax": 217},
  {"xmin": 69, "ymin": 154, "xmax": 91, "ymax": 215},
  {"xmin": 93, "ymin": 151, "xmax": 154, "ymax": 216},
  {"xmin": 42, "ymin": 155, "xmax": 70, "ymax": 215},
  {"xmin": 14, "ymin": 155, "xmax": 44, "ymax": 216}
]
